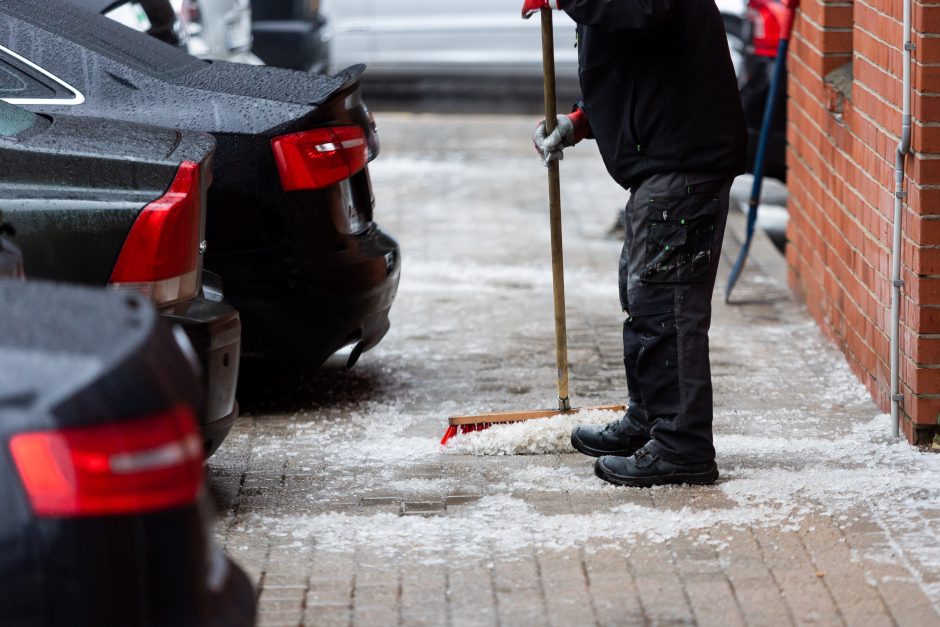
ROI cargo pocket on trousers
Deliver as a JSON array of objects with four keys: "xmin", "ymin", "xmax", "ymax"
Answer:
[
  {"xmin": 627, "ymin": 288, "xmax": 680, "ymax": 416},
  {"xmin": 642, "ymin": 195, "xmax": 719, "ymax": 283}
]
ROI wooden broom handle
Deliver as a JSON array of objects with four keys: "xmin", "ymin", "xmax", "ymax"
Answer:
[{"xmin": 541, "ymin": 8, "xmax": 570, "ymax": 411}]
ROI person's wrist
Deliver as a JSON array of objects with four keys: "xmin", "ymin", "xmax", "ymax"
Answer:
[{"xmin": 567, "ymin": 109, "xmax": 589, "ymax": 143}]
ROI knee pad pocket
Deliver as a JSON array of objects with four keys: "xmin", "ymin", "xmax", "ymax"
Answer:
[{"xmin": 626, "ymin": 287, "xmax": 680, "ymax": 415}]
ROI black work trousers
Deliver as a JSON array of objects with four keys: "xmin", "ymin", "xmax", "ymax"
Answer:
[{"xmin": 618, "ymin": 171, "xmax": 733, "ymax": 464}]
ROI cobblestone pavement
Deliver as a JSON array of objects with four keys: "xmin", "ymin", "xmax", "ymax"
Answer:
[{"xmin": 210, "ymin": 114, "xmax": 940, "ymax": 626}]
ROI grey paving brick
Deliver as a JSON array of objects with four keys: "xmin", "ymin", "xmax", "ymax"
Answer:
[
  {"xmin": 400, "ymin": 561, "xmax": 447, "ymax": 626},
  {"xmin": 537, "ymin": 548, "xmax": 597, "ymax": 626},
  {"xmin": 492, "ymin": 554, "xmax": 548, "ymax": 625},
  {"xmin": 446, "ymin": 557, "xmax": 499, "ymax": 627},
  {"xmin": 628, "ymin": 543, "xmax": 696, "ymax": 625},
  {"xmin": 582, "ymin": 548, "xmax": 646, "ymax": 626},
  {"xmin": 402, "ymin": 501, "xmax": 446, "ymax": 515}
]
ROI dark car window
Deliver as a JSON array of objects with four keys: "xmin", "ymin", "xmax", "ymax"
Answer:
[
  {"xmin": 0, "ymin": 48, "xmax": 83, "ymax": 104},
  {"xmin": 0, "ymin": 57, "xmax": 57, "ymax": 101},
  {"xmin": 0, "ymin": 100, "xmax": 39, "ymax": 137}
]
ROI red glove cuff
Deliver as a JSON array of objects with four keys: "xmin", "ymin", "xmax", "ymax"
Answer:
[
  {"xmin": 567, "ymin": 108, "xmax": 590, "ymax": 143},
  {"xmin": 522, "ymin": 0, "xmax": 562, "ymax": 19}
]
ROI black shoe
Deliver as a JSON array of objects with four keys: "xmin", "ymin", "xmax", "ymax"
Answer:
[
  {"xmin": 570, "ymin": 420, "xmax": 648, "ymax": 458},
  {"xmin": 594, "ymin": 447, "xmax": 719, "ymax": 487}
]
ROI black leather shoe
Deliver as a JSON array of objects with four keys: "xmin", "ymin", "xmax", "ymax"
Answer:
[
  {"xmin": 570, "ymin": 420, "xmax": 648, "ymax": 458},
  {"xmin": 594, "ymin": 447, "xmax": 719, "ymax": 487}
]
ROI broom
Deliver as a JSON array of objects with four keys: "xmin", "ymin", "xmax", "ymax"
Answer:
[{"xmin": 440, "ymin": 8, "xmax": 625, "ymax": 447}]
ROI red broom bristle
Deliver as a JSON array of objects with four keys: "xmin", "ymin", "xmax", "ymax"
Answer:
[
  {"xmin": 440, "ymin": 425, "xmax": 459, "ymax": 446},
  {"xmin": 441, "ymin": 420, "xmax": 523, "ymax": 446}
]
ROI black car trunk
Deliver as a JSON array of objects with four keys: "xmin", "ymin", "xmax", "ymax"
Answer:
[{"xmin": 0, "ymin": 105, "xmax": 214, "ymax": 285}]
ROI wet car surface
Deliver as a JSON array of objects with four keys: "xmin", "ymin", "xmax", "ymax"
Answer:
[{"xmin": 0, "ymin": 100, "xmax": 241, "ymax": 454}]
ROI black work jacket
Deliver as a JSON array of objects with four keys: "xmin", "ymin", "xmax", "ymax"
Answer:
[{"xmin": 567, "ymin": 0, "xmax": 747, "ymax": 190}]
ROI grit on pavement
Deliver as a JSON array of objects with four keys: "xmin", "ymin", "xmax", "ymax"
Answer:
[{"xmin": 209, "ymin": 113, "xmax": 940, "ymax": 626}]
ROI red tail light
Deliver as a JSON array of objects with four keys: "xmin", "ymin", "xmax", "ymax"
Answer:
[
  {"xmin": 10, "ymin": 406, "xmax": 204, "ymax": 517},
  {"xmin": 271, "ymin": 126, "xmax": 369, "ymax": 191},
  {"xmin": 109, "ymin": 161, "xmax": 203, "ymax": 307}
]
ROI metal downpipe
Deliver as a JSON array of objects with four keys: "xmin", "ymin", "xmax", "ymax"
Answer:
[{"xmin": 891, "ymin": 0, "xmax": 913, "ymax": 437}]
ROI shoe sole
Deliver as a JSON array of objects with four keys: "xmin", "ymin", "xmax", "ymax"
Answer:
[
  {"xmin": 570, "ymin": 431, "xmax": 639, "ymax": 458},
  {"xmin": 594, "ymin": 460, "xmax": 719, "ymax": 488}
]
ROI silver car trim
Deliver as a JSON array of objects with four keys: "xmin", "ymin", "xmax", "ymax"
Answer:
[{"xmin": 0, "ymin": 44, "xmax": 86, "ymax": 106}]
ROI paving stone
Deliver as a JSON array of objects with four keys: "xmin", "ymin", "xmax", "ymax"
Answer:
[
  {"xmin": 447, "ymin": 556, "xmax": 499, "ymax": 627},
  {"xmin": 400, "ymin": 561, "xmax": 447, "ymax": 626},
  {"xmin": 537, "ymin": 548, "xmax": 597, "ymax": 626},
  {"xmin": 492, "ymin": 554, "xmax": 548, "ymax": 625},
  {"xmin": 304, "ymin": 605, "xmax": 352, "ymax": 627},
  {"xmin": 582, "ymin": 548, "xmax": 646, "ymax": 625},
  {"xmin": 402, "ymin": 501, "xmax": 446, "ymax": 515},
  {"xmin": 361, "ymin": 495, "xmax": 402, "ymax": 506},
  {"xmin": 445, "ymin": 494, "xmax": 482, "ymax": 506},
  {"xmin": 628, "ymin": 543, "xmax": 696, "ymax": 624}
]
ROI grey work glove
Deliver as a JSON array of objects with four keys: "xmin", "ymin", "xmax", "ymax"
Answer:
[{"xmin": 532, "ymin": 115, "xmax": 577, "ymax": 166}]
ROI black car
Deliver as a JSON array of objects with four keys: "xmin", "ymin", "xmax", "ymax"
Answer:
[
  {"xmin": 739, "ymin": 0, "xmax": 788, "ymax": 181},
  {"xmin": 0, "ymin": 280, "xmax": 255, "ymax": 626},
  {"xmin": 250, "ymin": 0, "xmax": 331, "ymax": 73},
  {"xmin": 0, "ymin": 100, "xmax": 241, "ymax": 455},
  {"xmin": 2, "ymin": 0, "xmax": 400, "ymax": 376}
]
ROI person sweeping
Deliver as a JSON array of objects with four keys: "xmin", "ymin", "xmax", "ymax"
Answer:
[{"xmin": 524, "ymin": 0, "xmax": 747, "ymax": 487}]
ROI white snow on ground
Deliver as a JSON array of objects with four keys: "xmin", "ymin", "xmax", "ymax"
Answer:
[
  {"xmin": 401, "ymin": 260, "xmax": 620, "ymax": 301},
  {"xmin": 245, "ymin": 408, "xmax": 940, "ymax": 618},
  {"xmin": 443, "ymin": 409, "xmax": 619, "ymax": 456}
]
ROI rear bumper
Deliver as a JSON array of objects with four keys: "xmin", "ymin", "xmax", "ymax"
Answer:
[
  {"xmin": 160, "ymin": 276, "xmax": 241, "ymax": 454},
  {"xmin": 31, "ymin": 504, "xmax": 255, "ymax": 626},
  {"xmin": 217, "ymin": 224, "xmax": 400, "ymax": 368}
]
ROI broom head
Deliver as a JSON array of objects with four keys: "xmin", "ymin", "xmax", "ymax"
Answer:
[{"xmin": 440, "ymin": 404, "xmax": 626, "ymax": 446}]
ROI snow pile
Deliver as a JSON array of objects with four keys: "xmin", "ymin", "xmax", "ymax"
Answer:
[
  {"xmin": 442, "ymin": 409, "xmax": 620, "ymax": 456},
  {"xmin": 239, "ymin": 414, "xmax": 940, "ymax": 565},
  {"xmin": 262, "ymin": 495, "xmax": 776, "ymax": 558},
  {"xmin": 257, "ymin": 491, "xmax": 793, "ymax": 559}
]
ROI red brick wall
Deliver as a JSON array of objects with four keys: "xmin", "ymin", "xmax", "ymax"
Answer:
[{"xmin": 787, "ymin": 0, "xmax": 940, "ymax": 443}]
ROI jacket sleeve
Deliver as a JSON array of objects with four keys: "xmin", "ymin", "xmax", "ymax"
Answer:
[{"xmin": 563, "ymin": 0, "xmax": 675, "ymax": 31}]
